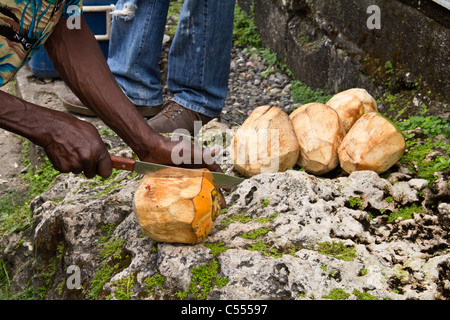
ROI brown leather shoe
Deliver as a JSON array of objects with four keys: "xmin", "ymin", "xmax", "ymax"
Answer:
[
  {"xmin": 147, "ymin": 100, "xmax": 213, "ymax": 134},
  {"xmin": 62, "ymin": 93, "xmax": 162, "ymax": 117}
]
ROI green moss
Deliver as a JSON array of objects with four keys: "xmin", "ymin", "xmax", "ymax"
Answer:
[
  {"xmin": 21, "ymin": 156, "xmax": 60, "ymax": 199},
  {"xmin": 387, "ymin": 204, "xmax": 425, "ymax": 223},
  {"xmin": 99, "ymin": 238, "xmax": 125, "ymax": 260},
  {"xmin": 240, "ymin": 227, "xmax": 272, "ymax": 240},
  {"xmin": 349, "ymin": 196, "xmax": 362, "ymax": 209},
  {"xmin": 176, "ymin": 259, "xmax": 229, "ymax": 300},
  {"xmin": 233, "ymin": 5, "xmax": 262, "ymax": 49},
  {"xmin": 247, "ymin": 241, "xmax": 268, "ymax": 252},
  {"xmin": 322, "ymin": 288, "xmax": 350, "ymax": 300},
  {"xmin": 400, "ymin": 139, "xmax": 449, "ymax": 185},
  {"xmin": 353, "ymin": 288, "xmax": 378, "ymax": 300},
  {"xmin": 89, "ymin": 263, "xmax": 120, "ymax": 300},
  {"xmin": 316, "ymin": 241, "xmax": 356, "ymax": 261},
  {"xmin": 290, "ymin": 81, "xmax": 333, "ymax": 105},
  {"xmin": 0, "ymin": 258, "xmax": 12, "ymax": 299},
  {"xmin": 204, "ymin": 241, "xmax": 229, "ymax": 256},
  {"xmin": 0, "ymin": 140, "xmax": 62, "ymax": 235},
  {"xmin": 88, "ymin": 237, "xmax": 127, "ymax": 299},
  {"xmin": 261, "ymin": 199, "xmax": 270, "ymax": 207},
  {"xmin": 246, "ymin": 241, "xmax": 300, "ymax": 258},
  {"xmin": 221, "ymin": 214, "xmax": 253, "ymax": 226},
  {"xmin": 0, "ymin": 191, "xmax": 32, "ymax": 235},
  {"xmin": 111, "ymin": 274, "xmax": 135, "ymax": 300},
  {"xmin": 144, "ymin": 272, "xmax": 165, "ymax": 296},
  {"xmin": 256, "ymin": 212, "xmax": 279, "ymax": 224}
]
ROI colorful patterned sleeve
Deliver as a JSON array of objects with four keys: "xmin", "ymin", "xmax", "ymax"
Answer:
[{"xmin": 62, "ymin": 0, "xmax": 83, "ymax": 19}]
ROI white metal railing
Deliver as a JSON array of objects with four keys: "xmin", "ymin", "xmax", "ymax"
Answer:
[{"xmin": 83, "ymin": 5, "xmax": 115, "ymax": 41}]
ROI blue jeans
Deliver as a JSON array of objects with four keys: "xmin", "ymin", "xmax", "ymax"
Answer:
[{"xmin": 107, "ymin": 0, "xmax": 236, "ymax": 118}]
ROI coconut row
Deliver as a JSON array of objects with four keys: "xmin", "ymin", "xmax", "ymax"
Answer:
[
  {"xmin": 232, "ymin": 88, "xmax": 406, "ymax": 177},
  {"xmin": 133, "ymin": 88, "xmax": 405, "ymax": 244}
]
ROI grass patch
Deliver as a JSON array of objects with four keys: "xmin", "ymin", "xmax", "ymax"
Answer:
[
  {"xmin": 322, "ymin": 288, "xmax": 350, "ymax": 300},
  {"xmin": 175, "ymin": 259, "xmax": 229, "ymax": 300},
  {"xmin": 316, "ymin": 241, "xmax": 356, "ymax": 261},
  {"xmin": 399, "ymin": 139, "xmax": 449, "ymax": 185},
  {"xmin": 290, "ymin": 81, "xmax": 333, "ymax": 105},
  {"xmin": 204, "ymin": 241, "xmax": 229, "ymax": 256},
  {"xmin": 387, "ymin": 204, "xmax": 425, "ymax": 223},
  {"xmin": 233, "ymin": 5, "xmax": 262, "ymax": 49},
  {"xmin": 144, "ymin": 272, "xmax": 165, "ymax": 296},
  {"xmin": 240, "ymin": 227, "xmax": 271, "ymax": 240}
]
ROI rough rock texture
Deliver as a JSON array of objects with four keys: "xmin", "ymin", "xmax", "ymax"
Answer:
[
  {"xmin": 1, "ymin": 141, "xmax": 448, "ymax": 300},
  {"xmin": 238, "ymin": 0, "xmax": 450, "ymax": 103}
]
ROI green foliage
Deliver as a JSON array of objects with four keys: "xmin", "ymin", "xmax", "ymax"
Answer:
[
  {"xmin": 89, "ymin": 263, "xmax": 120, "ymax": 300},
  {"xmin": 397, "ymin": 115, "xmax": 450, "ymax": 139},
  {"xmin": 387, "ymin": 204, "xmax": 425, "ymax": 223},
  {"xmin": 0, "ymin": 259, "xmax": 12, "ymax": 300},
  {"xmin": 256, "ymin": 212, "xmax": 279, "ymax": 224},
  {"xmin": 400, "ymin": 139, "xmax": 449, "ymax": 185},
  {"xmin": 22, "ymin": 157, "xmax": 60, "ymax": 199},
  {"xmin": 316, "ymin": 241, "xmax": 356, "ymax": 261},
  {"xmin": 353, "ymin": 288, "xmax": 378, "ymax": 300},
  {"xmin": 144, "ymin": 273, "xmax": 165, "ymax": 296},
  {"xmin": 0, "ymin": 191, "xmax": 32, "ymax": 235},
  {"xmin": 290, "ymin": 81, "xmax": 333, "ymax": 104},
  {"xmin": 177, "ymin": 259, "xmax": 229, "ymax": 300},
  {"xmin": 204, "ymin": 241, "xmax": 229, "ymax": 256},
  {"xmin": 99, "ymin": 238, "xmax": 125, "ymax": 260},
  {"xmin": 221, "ymin": 214, "xmax": 253, "ymax": 226},
  {"xmin": 240, "ymin": 227, "xmax": 271, "ymax": 240},
  {"xmin": 111, "ymin": 274, "xmax": 135, "ymax": 300},
  {"xmin": 88, "ymin": 237, "xmax": 126, "ymax": 299},
  {"xmin": 349, "ymin": 196, "xmax": 362, "ymax": 209},
  {"xmin": 1, "ymin": 140, "xmax": 63, "ymax": 236},
  {"xmin": 166, "ymin": 0, "xmax": 184, "ymax": 36},
  {"xmin": 322, "ymin": 288, "xmax": 350, "ymax": 300},
  {"xmin": 233, "ymin": 6, "xmax": 262, "ymax": 49}
]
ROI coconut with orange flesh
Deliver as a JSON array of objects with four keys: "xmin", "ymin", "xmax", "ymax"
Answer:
[{"xmin": 133, "ymin": 168, "xmax": 221, "ymax": 244}]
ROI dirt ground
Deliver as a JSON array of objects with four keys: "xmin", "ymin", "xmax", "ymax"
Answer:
[{"xmin": 0, "ymin": 84, "xmax": 27, "ymax": 198}]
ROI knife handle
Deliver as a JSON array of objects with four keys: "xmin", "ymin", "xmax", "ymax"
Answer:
[{"xmin": 110, "ymin": 155, "xmax": 136, "ymax": 172}]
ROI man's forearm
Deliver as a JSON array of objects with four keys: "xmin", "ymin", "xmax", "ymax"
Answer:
[
  {"xmin": 44, "ymin": 16, "xmax": 161, "ymax": 160},
  {"xmin": 0, "ymin": 90, "xmax": 55, "ymax": 146}
]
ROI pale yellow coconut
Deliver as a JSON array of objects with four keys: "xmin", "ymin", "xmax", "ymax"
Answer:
[
  {"xmin": 338, "ymin": 112, "xmax": 406, "ymax": 174},
  {"xmin": 133, "ymin": 168, "xmax": 221, "ymax": 244},
  {"xmin": 231, "ymin": 105, "xmax": 299, "ymax": 177},
  {"xmin": 291, "ymin": 103, "xmax": 346, "ymax": 175},
  {"xmin": 289, "ymin": 103, "xmax": 315, "ymax": 119},
  {"xmin": 326, "ymin": 88, "xmax": 378, "ymax": 132}
]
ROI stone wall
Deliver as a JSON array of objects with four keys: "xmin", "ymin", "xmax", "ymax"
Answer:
[{"xmin": 238, "ymin": 0, "xmax": 450, "ymax": 101}]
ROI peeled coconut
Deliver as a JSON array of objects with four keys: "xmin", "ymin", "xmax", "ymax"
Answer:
[
  {"xmin": 133, "ymin": 168, "xmax": 221, "ymax": 244},
  {"xmin": 326, "ymin": 88, "xmax": 378, "ymax": 132},
  {"xmin": 289, "ymin": 102, "xmax": 315, "ymax": 119},
  {"xmin": 231, "ymin": 105, "xmax": 299, "ymax": 177},
  {"xmin": 291, "ymin": 103, "xmax": 346, "ymax": 175},
  {"xmin": 338, "ymin": 112, "xmax": 406, "ymax": 174}
]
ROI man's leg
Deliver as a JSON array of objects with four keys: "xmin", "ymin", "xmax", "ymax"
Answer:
[
  {"xmin": 148, "ymin": 0, "xmax": 236, "ymax": 134},
  {"xmin": 108, "ymin": 0, "xmax": 170, "ymax": 110}
]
